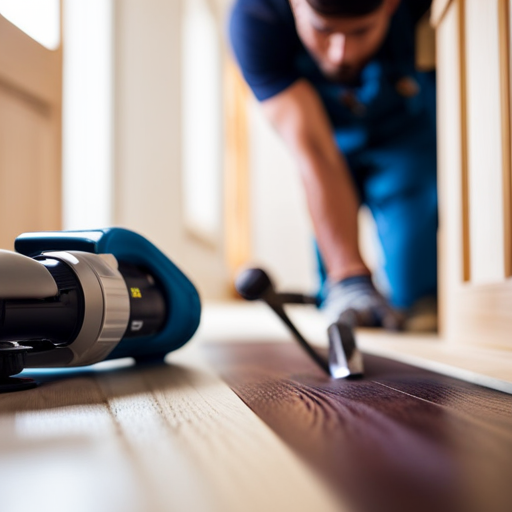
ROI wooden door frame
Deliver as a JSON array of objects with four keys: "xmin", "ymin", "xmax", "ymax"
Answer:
[{"xmin": 224, "ymin": 57, "xmax": 251, "ymax": 294}]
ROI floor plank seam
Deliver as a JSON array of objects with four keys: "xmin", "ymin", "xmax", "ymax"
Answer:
[{"xmin": 374, "ymin": 380, "xmax": 512, "ymax": 441}]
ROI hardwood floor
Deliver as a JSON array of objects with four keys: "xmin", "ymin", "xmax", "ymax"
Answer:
[
  {"xmin": 204, "ymin": 342, "xmax": 512, "ymax": 512},
  {"xmin": 2, "ymin": 299, "xmax": 512, "ymax": 512},
  {"xmin": 0, "ymin": 345, "xmax": 339, "ymax": 512}
]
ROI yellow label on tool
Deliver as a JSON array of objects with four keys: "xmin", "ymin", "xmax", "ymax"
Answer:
[{"xmin": 130, "ymin": 287, "xmax": 142, "ymax": 298}]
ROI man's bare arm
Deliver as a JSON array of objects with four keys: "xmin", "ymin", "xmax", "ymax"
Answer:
[{"xmin": 261, "ymin": 79, "xmax": 369, "ymax": 282}]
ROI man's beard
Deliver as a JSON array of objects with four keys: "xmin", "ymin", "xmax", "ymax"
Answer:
[{"xmin": 321, "ymin": 64, "xmax": 362, "ymax": 85}]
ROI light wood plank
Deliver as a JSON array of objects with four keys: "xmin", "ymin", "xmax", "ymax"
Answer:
[
  {"xmin": 0, "ymin": 344, "xmax": 340, "ymax": 512},
  {"xmin": 0, "ymin": 374, "xmax": 147, "ymax": 512}
]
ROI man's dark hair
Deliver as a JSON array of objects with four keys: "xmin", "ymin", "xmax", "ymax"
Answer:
[{"xmin": 305, "ymin": 0, "xmax": 384, "ymax": 17}]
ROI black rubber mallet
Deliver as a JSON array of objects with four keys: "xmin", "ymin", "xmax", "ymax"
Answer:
[{"xmin": 235, "ymin": 267, "xmax": 364, "ymax": 378}]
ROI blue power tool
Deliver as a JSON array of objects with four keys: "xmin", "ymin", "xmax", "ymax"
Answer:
[{"xmin": 0, "ymin": 228, "xmax": 201, "ymax": 392}]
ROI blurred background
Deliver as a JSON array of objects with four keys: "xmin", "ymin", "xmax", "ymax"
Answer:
[{"xmin": 0, "ymin": 0, "xmax": 381, "ymax": 301}]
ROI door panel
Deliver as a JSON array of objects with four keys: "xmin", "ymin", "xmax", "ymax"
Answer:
[
  {"xmin": 436, "ymin": 0, "xmax": 512, "ymax": 351},
  {"xmin": 0, "ymin": 12, "xmax": 62, "ymax": 250}
]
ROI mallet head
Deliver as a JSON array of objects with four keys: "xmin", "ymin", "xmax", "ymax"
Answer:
[
  {"xmin": 235, "ymin": 267, "xmax": 274, "ymax": 301},
  {"xmin": 235, "ymin": 267, "xmax": 364, "ymax": 379}
]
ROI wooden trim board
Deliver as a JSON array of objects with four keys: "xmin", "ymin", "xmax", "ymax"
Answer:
[
  {"xmin": 431, "ymin": 0, "xmax": 454, "ymax": 27},
  {"xmin": 458, "ymin": 0, "xmax": 471, "ymax": 282},
  {"xmin": 224, "ymin": 58, "xmax": 251, "ymax": 292},
  {"xmin": 499, "ymin": 0, "xmax": 512, "ymax": 277}
]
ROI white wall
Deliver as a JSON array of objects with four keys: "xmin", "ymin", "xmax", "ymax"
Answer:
[
  {"xmin": 113, "ymin": 0, "xmax": 229, "ymax": 300},
  {"xmin": 63, "ymin": 0, "xmax": 230, "ymax": 300},
  {"xmin": 247, "ymin": 99, "xmax": 382, "ymax": 295},
  {"xmin": 62, "ymin": 0, "xmax": 113, "ymax": 230},
  {"xmin": 63, "ymin": 0, "xmax": 378, "ymax": 302},
  {"xmin": 248, "ymin": 99, "xmax": 317, "ymax": 294},
  {"xmin": 182, "ymin": 0, "xmax": 223, "ymax": 242}
]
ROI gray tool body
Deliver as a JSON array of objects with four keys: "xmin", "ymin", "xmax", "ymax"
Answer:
[
  {"xmin": 0, "ymin": 249, "xmax": 130, "ymax": 369},
  {"xmin": 0, "ymin": 228, "xmax": 202, "ymax": 393}
]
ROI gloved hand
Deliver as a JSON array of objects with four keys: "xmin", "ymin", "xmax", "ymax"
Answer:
[{"xmin": 322, "ymin": 275, "xmax": 403, "ymax": 330}]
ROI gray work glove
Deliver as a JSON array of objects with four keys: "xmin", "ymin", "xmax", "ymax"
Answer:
[{"xmin": 322, "ymin": 275, "xmax": 403, "ymax": 330}]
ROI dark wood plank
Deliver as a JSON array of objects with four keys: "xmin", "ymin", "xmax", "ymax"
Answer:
[
  {"xmin": 370, "ymin": 357, "xmax": 512, "ymax": 434},
  {"xmin": 204, "ymin": 342, "xmax": 512, "ymax": 512}
]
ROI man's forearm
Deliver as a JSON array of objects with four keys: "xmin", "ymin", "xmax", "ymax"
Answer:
[
  {"xmin": 261, "ymin": 80, "xmax": 369, "ymax": 282},
  {"xmin": 297, "ymin": 146, "xmax": 369, "ymax": 281}
]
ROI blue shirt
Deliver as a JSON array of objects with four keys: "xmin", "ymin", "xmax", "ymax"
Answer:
[{"xmin": 229, "ymin": 0, "xmax": 434, "ymax": 155}]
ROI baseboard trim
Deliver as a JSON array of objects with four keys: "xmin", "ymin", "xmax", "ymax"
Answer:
[{"xmin": 357, "ymin": 331, "xmax": 512, "ymax": 395}]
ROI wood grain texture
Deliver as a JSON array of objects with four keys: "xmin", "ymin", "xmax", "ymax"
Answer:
[
  {"xmin": 0, "ymin": 345, "xmax": 339, "ymax": 512},
  {"xmin": 357, "ymin": 330, "xmax": 512, "ymax": 393},
  {"xmin": 200, "ymin": 303, "xmax": 512, "ymax": 392},
  {"xmin": 205, "ymin": 341, "xmax": 512, "ymax": 512}
]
